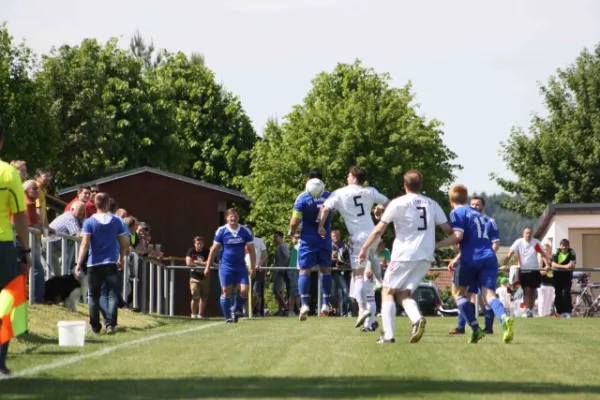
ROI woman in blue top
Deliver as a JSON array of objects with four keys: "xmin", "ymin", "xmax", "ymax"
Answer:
[
  {"xmin": 205, "ymin": 208, "xmax": 256, "ymax": 323},
  {"xmin": 75, "ymin": 193, "xmax": 129, "ymax": 334}
]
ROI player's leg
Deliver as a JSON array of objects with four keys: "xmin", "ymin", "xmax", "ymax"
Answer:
[
  {"xmin": 479, "ymin": 259, "xmax": 513, "ymax": 343},
  {"xmin": 218, "ymin": 269, "xmax": 234, "ymax": 323},
  {"xmin": 395, "ymin": 261, "xmax": 431, "ymax": 343},
  {"xmin": 350, "ymin": 240, "xmax": 370, "ymax": 327},
  {"xmin": 318, "ymin": 246, "xmax": 333, "ymax": 315},
  {"xmin": 452, "ymin": 262, "xmax": 484, "ymax": 343},
  {"xmin": 377, "ymin": 261, "xmax": 405, "ymax": 343},
  {"xmin": 361, "ymin": 270, "xmax": 378, "ymax": 332},
  {"xmin": 232, "ymin": 269, "xmax": 250, "ymax": 321},
  {"xmin": 297, "ymin": 242, "xmax": 316, "ymax": 321}
]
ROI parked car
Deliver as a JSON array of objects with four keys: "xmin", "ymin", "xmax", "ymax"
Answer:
[{"xmin": 399, "ymin": 282, "xmax": 443, "ymax": 316}]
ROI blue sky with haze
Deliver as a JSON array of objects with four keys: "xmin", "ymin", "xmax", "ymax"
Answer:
[{"xmin": 4, "ymin": 0, "xmax": 600, "ymax": 193}]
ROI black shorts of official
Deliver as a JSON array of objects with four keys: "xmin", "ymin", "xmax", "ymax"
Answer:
[
  {"xmin": 519, "ymin": 270, "xmax": 541, "ymax": 289},
  {"xmin": 0, "ymin": 241, "xmax": 19, "ymax": 291}
]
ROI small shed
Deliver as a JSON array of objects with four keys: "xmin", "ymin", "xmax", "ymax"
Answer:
[{"xmin": 57, "ymin": 166, "xmax": 252, "ymax": 316}]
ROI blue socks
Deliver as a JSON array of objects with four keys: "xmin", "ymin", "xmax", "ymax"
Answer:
[
  {"xmin": 457, "ymin": 311, "xmax": 466, "ymax": 331},
  {"xmin": 321, "ymin": 272, "xmax": 332, "ymax": 306},
  {"xmin": 299, "ymin": 273, "xmax": 311, "ymax": 307},
  {"xmin": 220, "ymin": 296, "xmax": 231, "ymax": 320},
  {"xmin": 489, "ymin": 297, "xmax": 507, "ymax": 324},
  {"xmin": 234, "ymin": 295, "xmax": 247, "ymax": 313},
  {"xmin": 457, "ymin": 296, "xmax": 479, "ymax": 331}
]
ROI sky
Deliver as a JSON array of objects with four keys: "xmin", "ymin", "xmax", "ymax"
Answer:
[{"xmin": 3, "ymin": 0, "xmax": 600, "ymax": 194}]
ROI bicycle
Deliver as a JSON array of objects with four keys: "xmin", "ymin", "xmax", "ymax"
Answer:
[{"xmin": 571, "ymin": 274, "xmax": 600, "ymax": 317}]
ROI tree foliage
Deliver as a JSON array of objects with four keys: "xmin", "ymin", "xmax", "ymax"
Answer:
[
  {"xmin": 492, "ymin": 43, "xmax": 600, "ymax": 217},
  {"xmin": 244, "ymin": 60, "xmax": 461, "ymax": 246},
  {"xmin": 0, "ymin": 24, "xmax": 59, "ymax": 170}
]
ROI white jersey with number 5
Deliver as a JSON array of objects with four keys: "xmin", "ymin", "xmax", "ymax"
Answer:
[
  {"xmin": 323, "ymin": 185, "xmax": 389, "ymax": 242},
  {"xmin": 381, "ymin": 193, "xmax": 448, "ymax": 262}
]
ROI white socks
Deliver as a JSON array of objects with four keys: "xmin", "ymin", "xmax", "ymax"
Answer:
[
  {"xmin": 364, "ymin": 278, "xmax": 377, "ymax": 327},
  {"xmin": 402, "ymin": 297, "xmax": 422, "ymax": 324},
  {"xmin": 382, "ymin": 300, "xmax": 396, "ymax": 340},
  {"xmin": 353, "ymin": 275, "xmax": 368, "ymax": 312}
]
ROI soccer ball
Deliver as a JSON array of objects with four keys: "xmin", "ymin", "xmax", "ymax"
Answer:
[{"xmin": 305, "ymin": 178, "xmax": 325, "ymax": 198}]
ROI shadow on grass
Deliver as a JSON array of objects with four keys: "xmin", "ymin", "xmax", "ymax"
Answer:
[{"xmin": 1, "ymin": 377, "xmax": 600, "ymax": 399}]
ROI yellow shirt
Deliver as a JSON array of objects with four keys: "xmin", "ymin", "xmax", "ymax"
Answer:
[
  {"xmin": 0, "ymin": 160, "xmax": 26, "ymax": 242},
  {"xmin": 35, "ymin": 185, "xmax": 47, "ymax": 227}
]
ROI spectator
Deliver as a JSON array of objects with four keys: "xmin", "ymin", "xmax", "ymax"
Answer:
[
  {"xmin": 502, "ymin": 227, "xmax": 550, "ymax": 318},
  {"xmin": 286, "ymin": 236, "xmax": 301, "ymax": 315},
  {"xmin": 9, "ymin": 160, "xmax": 27, "ymax": 182},
  {"xmin": 64, "ymin": 186, "xmax": 92, "ymax": 217},
  {"xmin": 20, "ymin": 180, "xmax": 45, "ymax": 302},
  {"xmin": 75, "ymin": 193, "xmax": 129, "ymax": 335},
  {"xmin": 46, "ymin": 201, "xmax": 86, "ymax": 278},
  {"xmin": 538, "ymin": 242, "xmax": 555, "ymax": 317},
  {"xmin": 331, "ymin": 230, "xmax": 351, "ymax": 317},
  {"xmin": 272, "ymin": 231, "xmax": 291, "ymax": 315},
  {"xmin": 552, "ymin": 239, "xmax": 576, "ymax": 318},
  {"xmin": 86, "ymin": 184, "xmax": 99, "ymax": 216},
  {"xmin": 495, "ymin": 277, "xmax": 512, "ymax": 314},
  {"xmin": 186, "ymin": 236, "xmax": 210, "ymax": 319},
  {"xmin": 0, "ymin": 121, "xmax": 31, "ymax": 376},
  {"xmin": 245, "ymin": 224, "xmax": 267, "ymax": 316},
  {"xmin": 34, "ymin": 168, "xmax": 52, "ymax": 228}
]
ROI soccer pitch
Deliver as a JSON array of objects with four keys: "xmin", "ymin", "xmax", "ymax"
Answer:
[{"xmin": 3, "ymin": 306, "xmax": 600, "ymax": 400}]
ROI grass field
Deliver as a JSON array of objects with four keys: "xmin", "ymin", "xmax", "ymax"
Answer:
[{"xmin": 3, "ymin": 305, "xmax": 600, "ymax": 400}]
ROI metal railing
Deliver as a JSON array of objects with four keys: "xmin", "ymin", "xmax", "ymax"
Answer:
[{"xmin": 23, "ymin": 228, "xmax": 600, "ymax": 318}]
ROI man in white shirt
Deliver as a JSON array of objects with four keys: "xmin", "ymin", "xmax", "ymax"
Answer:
[
  {"xmin": 358, "ymin": 170, "xmax": 453, "ymax": 344},
  {"xmin": 318, "ymin": 166, "xmax": 390, "ymax": 330},
  {"xmin": 502, "ymin": 227, "xmax": 550, "ymax": 317},
  {"xmin": 245, "ymin": 225, "xmax": 268, "ymax": 316}
]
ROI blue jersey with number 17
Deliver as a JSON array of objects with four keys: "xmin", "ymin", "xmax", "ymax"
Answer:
[
  {"xmin": 450, "ymin": 205, "xmax": 496, "ymax": 263},
  {"xmin": 293, "ymin": 191, "xmax": 332, "ymax": 246}
]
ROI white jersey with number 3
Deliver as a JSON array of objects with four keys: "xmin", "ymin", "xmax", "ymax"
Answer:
[
  {"xmin": 323, "ymin": 185, "xmax": 389, "ymax": 241},
  {"xmin": 381, "ymin": 193, "xmax": 448, "ymax": 262}
]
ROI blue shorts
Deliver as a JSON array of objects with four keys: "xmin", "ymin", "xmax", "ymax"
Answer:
[
  {"xmin": 454, "ymin": 257, "xmax": 498, "ymax": 291},
  {"xmin": 298, "ymin": 240, "xmax": 332, "ymax": 270},
  {"xmin": 219, "ymin": 267, "xmax": 249, "ymax": 288}
]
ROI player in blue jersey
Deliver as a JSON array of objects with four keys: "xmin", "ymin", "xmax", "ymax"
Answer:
[
  {"xmin": 448, "ymin": 195, "xmax": 500, "ymax": 335},
  {"xmin": 436, "ymin": 184, "xmax": 514, "ymax": 344},
  {"xmin": 205, "ymin": 208, "xmax": 256, "ymax": 323},
  {"xmin": 288, "ymin": 169, "xmax": 333, "ymax": 321}
]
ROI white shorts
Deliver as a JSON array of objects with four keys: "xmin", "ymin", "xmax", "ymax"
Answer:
[
  {"xmin": 349, "ymin": 236, "xmax": 381, "ymax": 276},
  {"xmin": 383, "ymin": 260, "xmax": 432, "ymax": 291}
]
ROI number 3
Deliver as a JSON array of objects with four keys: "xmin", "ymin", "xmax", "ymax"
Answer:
[{"xmin": 417, "ymin": 206, "xmax": 427, "ymax": 230}]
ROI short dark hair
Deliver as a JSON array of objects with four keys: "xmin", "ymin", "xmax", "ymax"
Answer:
[
  {"xmin": 560, "ymin": 238, "xmax": 570, "ymax": 247},
  {"xmin": 94, "ymin": 192, "xmax": 110, "ymax": 210},
  {"xmin": 77, "ymin": 185, "xmax": 92, "ymax": 194},
  {"xmin": 194, "ymin": 236, "xmax": 205, "ymax": 242},
  {"xmin": 307, "ymin": 169, "xmax": 322, "ymax": 180},
  {"xmin": 35, "ymin": 167, "xmax": 53, "ymax": 178},
  {"xmin": 349, "ymin": 166, "xmax": 367, "ymax": 185},
  {"xmin": 274, "ymin": 231, "xmax": 284, "ymax": 238},
  {"xmin": 404, "ymin": 169, "xmax": 423, "ymax": 192},
  {"xmin": 108, "ymin": 198, "xmax": 119, "ymax": 213},
  {"xmin": 0, "ymin": 121, "xmax": 5, "ymax": 142},
  {"xmin": 471, "ymin": 195, "xmax": 485, "ymax": 207}
]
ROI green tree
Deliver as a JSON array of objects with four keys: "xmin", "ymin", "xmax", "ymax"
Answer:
[
  {"xmin": 492, "ymin": 43, "xmax": 600, "ymax": 217},
  {"xmin": 244, "ymin": 60, "xmax": 461, "ymax": 243},
  {"xmin": 153, "ymin": 50, "xmax": 258, "ymax": 190},
  {"xmin": 0, "ymin": 24, "xmax": 59, "ymax": 171}
]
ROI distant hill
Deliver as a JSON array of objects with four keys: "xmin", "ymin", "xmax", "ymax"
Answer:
[{"xmin": 473, "ymin": 192, "xmax": 537, "ymax": 246}]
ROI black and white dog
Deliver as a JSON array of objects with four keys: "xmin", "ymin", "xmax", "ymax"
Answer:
[{"xmin": 44, "ymin": 269, "xmax": 87, "ymax": 312}]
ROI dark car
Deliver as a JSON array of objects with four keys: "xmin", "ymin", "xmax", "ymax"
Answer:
[{"xmin": 398, "ymin": 282, "xmax": 443, "ymax": 316}]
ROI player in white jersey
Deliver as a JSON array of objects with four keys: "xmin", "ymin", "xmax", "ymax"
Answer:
[
  {"xmin": 359, "ymin": 170, "xmax": 453, "ymax": 343},
  {"xmin": 318, "ymin": 166, "xmax": 390, "ymax": 330}
]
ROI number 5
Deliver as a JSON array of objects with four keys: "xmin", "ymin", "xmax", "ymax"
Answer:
[{"xmin": 353, "ymin": 196, "xmax": 365, "ymax": 217}]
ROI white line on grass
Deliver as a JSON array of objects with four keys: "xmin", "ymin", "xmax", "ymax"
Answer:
[{"xmin": 1, "ymin": 321, "xmax": 223, "ymax": 380}]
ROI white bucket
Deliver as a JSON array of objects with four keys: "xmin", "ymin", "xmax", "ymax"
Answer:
[{"xmin": 57, "ymin": 320, "xmax": 86, "ymax": 347}]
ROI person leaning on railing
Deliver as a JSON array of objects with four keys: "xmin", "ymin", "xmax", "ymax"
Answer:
[{"xmin": 0, "ymin": 121, "xmax": 31, "ymax": 376}]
